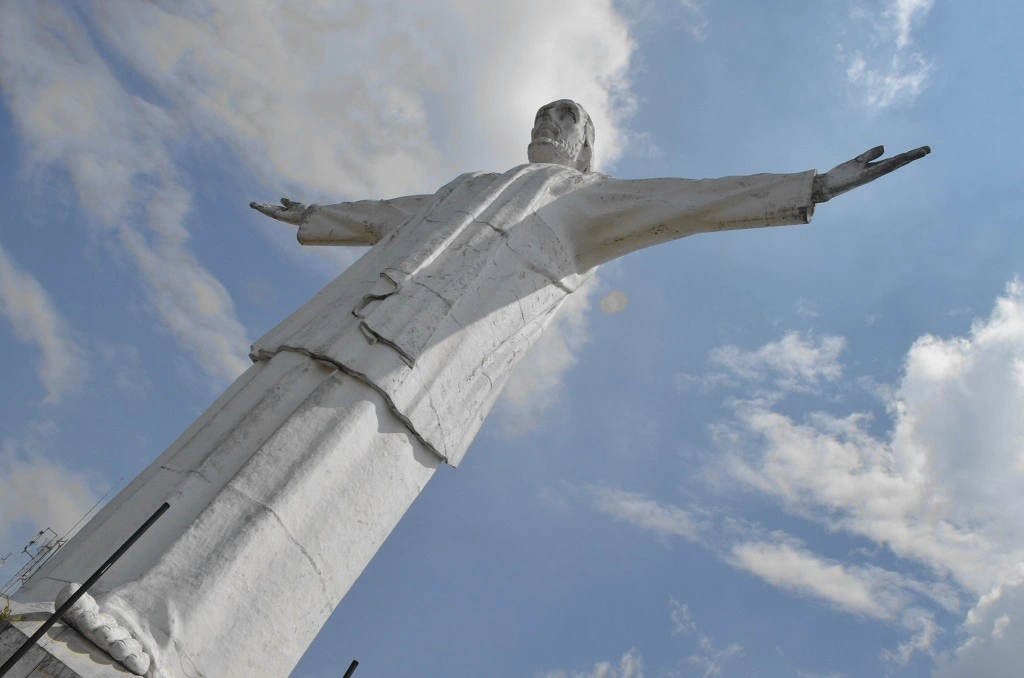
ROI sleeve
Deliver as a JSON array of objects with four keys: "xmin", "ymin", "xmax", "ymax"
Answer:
[
  {"xmin": 544, "ymin": 171, "xmax": 817, "ymax": 270},
  {"xmin": 296, "ymin": 194, "xmax": 433, "ymax": 246}
]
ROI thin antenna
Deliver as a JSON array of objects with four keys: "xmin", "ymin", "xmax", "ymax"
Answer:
[
  {"xmin": 1, "ymin": 530, "xmax": 61, "ymax": 597},
  {"xmin": 59, "ymin": 476, "xmax": 126, "ymax": 542},
  {"xmin": 0, "ymin": 476, "xmax": 126, "ymax": 597}
]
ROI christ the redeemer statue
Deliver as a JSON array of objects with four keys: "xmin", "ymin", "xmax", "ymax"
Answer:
[{"xmin": 13, "ymin": 100, "xmax": 928, "ymax": 678}]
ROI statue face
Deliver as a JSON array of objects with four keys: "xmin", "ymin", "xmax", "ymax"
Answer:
[{"xmin": 528, "ymin": 99, "xmax": 587, "ymax": 168}]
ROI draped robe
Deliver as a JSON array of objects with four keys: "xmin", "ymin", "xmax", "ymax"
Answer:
[
  {"xmin": 256, "ymin": 163, "xmax": 816, "ymax": 466},
  {"xmin": 16, "ymin": 163, "xmax": 815, "ymax": 678}
]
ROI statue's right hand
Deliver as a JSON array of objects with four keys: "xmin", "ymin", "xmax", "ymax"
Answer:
[{"xmin": 249, "ymin": 198, "xmax": 312, "ymax": 225}]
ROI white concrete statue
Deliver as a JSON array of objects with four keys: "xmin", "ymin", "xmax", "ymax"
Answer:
[{"xmin": 14, "ymin": 100, "xmax": 928, "ymax": 678}]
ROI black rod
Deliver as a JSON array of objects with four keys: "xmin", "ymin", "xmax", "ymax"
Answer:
[
  {"xmin": 0, "ymin": 502, "xmax": 170, "ymax": 677},
  {"xmin": 342, "ymin": 659, "xmax": 359, "ymax": 678}
]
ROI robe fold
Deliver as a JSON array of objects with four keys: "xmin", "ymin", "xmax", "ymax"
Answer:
[{"xmin": 252, "ymin": 163, "xmax": 815, "ymax": 467}]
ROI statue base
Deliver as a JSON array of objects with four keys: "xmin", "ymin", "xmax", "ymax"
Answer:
[{"xmin": 0, "ymin": 601, "xmax": 131, "ymax": 677}]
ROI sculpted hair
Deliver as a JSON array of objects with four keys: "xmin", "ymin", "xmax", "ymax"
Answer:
[{"xmin": 575, "ymin": 102, "xmax": 595, "ymax": 173}]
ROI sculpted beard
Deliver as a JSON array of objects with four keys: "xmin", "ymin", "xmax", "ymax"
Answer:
[{"xmin": 529, "ymin": 137, "xmax": 584, "ymax": 166}]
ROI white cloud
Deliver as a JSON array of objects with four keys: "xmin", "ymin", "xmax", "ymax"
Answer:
[
  {"xmin": 730, "ymin": 541, "xmax": 897, "ymax": 619},
  {"xmin": 0, "ymin": 421, "xmax": 104, "ymax": 558},
  {"xmin": 673, "ymin": 1, "xmax": 709, "ymax": 41},
  {"xmin": 724, "ymin": 280, "xmax": 1024, "ymax": 596},
  {"xmin": 842, "ymin": 0, "xmax": 935, "ymax": 110},
  {"xmin": 0, "ymin": 1, "xmax": 638, "ymax": 388},
  {"xmin": 77, "ymin": 0, "xmax": 636, "ymax": 190},
  {"xmin": 881, "ymin": 608, "xmax": 937, "ymax": 665},
  {"xmin": 933, "ymin": 572, "xmax": 1024, "ymax": 678},
  {"xmin": 991, "ymin": 614, "xmax": 1011, "ymax": 640},
  {"xmin": 687, "ymin": 636, "xmax": 743, "ymax": 678},
  {"xmin": 846, "ymin": 52, "xmax": 932, "ymax": 110},
  {"xmin": 795, "ymin": 299, "xmax": 820, "ymax": 319},
  {"xmin": 538, "ymin": 601, "xmax": 743, "ymax": 678},
  {"xmin": 729, "ymin": 539, "xmax": 941, "ymax": 664},
  {"xmin": 709, "ymin": 331, "xmax": 845, "ymax": 393},
  {"xmin": 598, "ymin": 281, "xmax": 1024, "ymax": 669},
  {"xmin": 709, "ymin": 279, "xmax": 1024, "ymax": 667},
  {"xmin": 669, "ymin": 599, "xmax": 743, "ymax": 678},
  {"xmin": 0, "ymin": 4, "xmax": 250, "ymax": 385},
  {"xmin": 539, "ymin": 649, "xmax": 644, "ymax": 678},
  {"xmin": 589, "ymin": 487, "xmax": 706, "ymax": 542},
  {"xmin": 670, "ymin": 598, "xmax": 697, "ymax": 636},
  {"xmin": 886, "ymin": 0, "xmax": 935, "ymax": 48},
  {"xmin": 0, "ymin": 242, "xmax": 87, "ymax": 404}
]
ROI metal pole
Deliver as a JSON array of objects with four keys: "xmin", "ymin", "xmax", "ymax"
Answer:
[
  {"xmin": 342, "ymin": 659, "xmax": 359, "ymax": 678},
  {"xmin": 0, "ymin": 502, "xmax": 170, "ymax": 677}
]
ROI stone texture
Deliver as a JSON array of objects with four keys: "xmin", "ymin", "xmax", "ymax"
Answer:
[{"xmin": 13, "ymin": 98, "xmax": 930, "ymax": 677}]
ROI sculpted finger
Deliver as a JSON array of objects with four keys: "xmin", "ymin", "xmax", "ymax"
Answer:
[
  {"xmin": 873, "ymin": 146, "xmax": 932, "ymax": 177},
  {"xmin": 893, "ymin": 146, "xmax": 930, "ymax": 167},
  {"xmin": 906, "ymin": 145, "xmax": 931, "ymax": 160},
  {"xmin": 856, "ymin": 145, "xmax": 885, "ymax": 164},
  {"xmin": 251, "ymin": 202, "xmax": 291, "ymax": 221},
  {"xmin": 280, "ymin": 198, "xmax": 294, "ymax": 207}
]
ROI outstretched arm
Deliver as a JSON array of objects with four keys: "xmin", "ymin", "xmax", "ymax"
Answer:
[
  {"xmin": 556, "ymin": 145, "xmax": 930, "ymax": 271},
  {"xmin": 552, "ymin": 171, "xmax": 817, "ymax": 270},
  {"xmin": 250, "ymin": 195, "xmax": 432, "ymax": 246}
]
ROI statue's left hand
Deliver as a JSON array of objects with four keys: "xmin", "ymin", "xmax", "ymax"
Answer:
[
  {"xmin": 249, "ymin": 198, "xmax": 313, "ymax": 224},
  {"xmin": 812, "ymin": 145, "xmax": 931, "ymax": 203}
]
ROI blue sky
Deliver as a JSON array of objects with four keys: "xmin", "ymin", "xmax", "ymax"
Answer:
[{"xmin": 1, "ymin": 1, "xmax": 1022, "ymax": 676}]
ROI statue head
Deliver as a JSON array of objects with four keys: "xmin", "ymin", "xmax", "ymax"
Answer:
[{"xmin": 527, "ymin": 99, "xmax": 595, "ymax": 172}]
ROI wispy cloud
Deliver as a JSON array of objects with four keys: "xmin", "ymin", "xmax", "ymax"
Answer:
[
  {"xmin": 674, "ymin": 0, "xmax": 709, "ymax": 41},
  {"xmin": 0, "ymin": 242, "xmax": 86, "ymax": 403},
  {"xmin": 588, "ymin": 485, "xmax": 945, "ymax": 664},
  {"xmin": 709, "ymin": 332, "xmax": 845, "ymax": 393},
  {"xmin": 729, "ymin": 540, "xmax": 902, "ymax": 619},
  {"xmin": 670, "ymin": 598, "xmax": 698, "ymax": 636},
  {"xmin": 677, "ymin": 331, "xmax": 845, "ymax": 395},
  {"xmin": 588, "ymin": 486, "xmax": 707, "ymax": 542},
  {"xmin": 670, "ymin": 599, "xmax": 743, "ymax": 678},
  {"xmin": 0, "ymin": 421, "xmax": 103, "ymax": 552},
  {"xmin": 539, "ymin": 648, "xmax": 644, "ymax": 678},
  {"xmin": 0, "ymin": 4, "xmax": 250, "ymax": 385},
  {"xmin": 881, "ymin": 608, "xmax": 938, "ymax": 665},
  {"xmin": 887, "ymin": 0, "xmax": 935, "ymax": 48},
  {"xmin": 842, "ymin": 0, "xmax": 935, "ymax": 110}
]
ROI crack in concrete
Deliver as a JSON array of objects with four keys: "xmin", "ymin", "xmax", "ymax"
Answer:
[
  {"xmin": 222, "ymin": 484, "xmax": 333, "ymax": 618},
  {"xmin": 501, "ymin": 239, "xmax": 573, "ymax": 292},
  {"xmin": 159, "ymin": 465, "xmax": 211, "ymax": 485}
]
